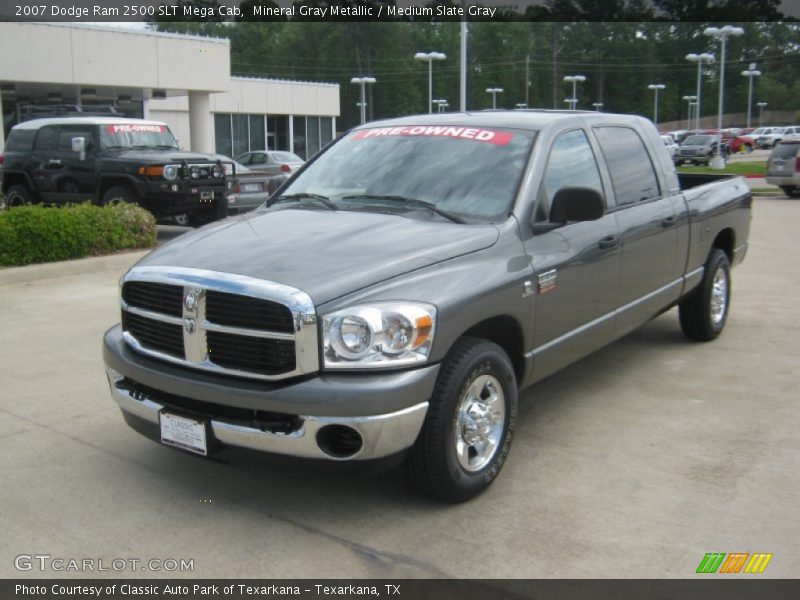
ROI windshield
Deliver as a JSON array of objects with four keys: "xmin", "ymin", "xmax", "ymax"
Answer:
[
  {"xmin": 278, "ymin": 125, "xmax": 536, "ymax": 221},
  {"xmin": 684, "ymin": 135, "xmax": 714, "ymax": 145},
  {"xmin": 100, "ymin": 123, "xmax": 179, "ymax": 150}
]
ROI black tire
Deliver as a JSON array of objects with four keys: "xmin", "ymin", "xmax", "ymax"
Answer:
[
  {"xmin": 405, "ymin": 337, "xmax": 518, "ymax": 502},
  {"xmin": 679, "ymin": 249, "xmax": 731, "ymax": 341},
  {"xmin": 780, "ymin": 186, "xmax": 800, "ymax": 198},
  {"xmin": 5, "ymin": 184, "xmax": 35, "ymax": 208},
  {"xmin": 102, "ymin": 185, "xmax": 139, "ymax": 206}
]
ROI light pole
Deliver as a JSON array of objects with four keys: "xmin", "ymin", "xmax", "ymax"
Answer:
[
  {"xmin": 682, "ymin": 95, "xmax": 697, "ymax": 130},
  {"xmin": 741, "ymin": 63, "xmax": 761, "ymax": 129},
  {"xmin": 592, "ymin": 102, "xmax": 603, "ymax": 111},
  {"xmin": 563, "ymin": 98, "xmax": 576, "ymax": 110},
  {"xmin": 757, "ymin": 102, "xmax": 767, "ymax": 127},
  {"xmin": 414, "ymin": 51, "xmax": 446, "ymax": 114},
  {"xmin": 563, "ymin": 75, "xmax": 586, "ymax": 110},
  {"xmin": 685, "ymin": 52, "xmax": 715, "ymax": 132},
  {"xmin": 485, "ymin": 87, "xmax": 503, "ymax": 109},
  {"xmin": 350, "ymin": 76, "xmax": 376, "ymax": 125},
  {"xmin": 704, "ymin": 25, "xmax": 745, "ymax": 169},
  {"xmin": 648, "ymin": 84, "xmax": 665, "ymax": 126},
  {"xmin": 433, "ymin": 99, "xmax": 448, "ymax": 113},
  {"xmin": 515, "ymin": 102, "xmax": 528, "ymax": 109}
]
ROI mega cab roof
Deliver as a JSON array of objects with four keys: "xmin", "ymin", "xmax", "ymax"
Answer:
[
  {"xmin": 12, "ymin": 117, "xmax": 169, "ymax": 130},
  {"xmin": 353, "ymin": 109, "xmax": 648, "ymax": 132}
]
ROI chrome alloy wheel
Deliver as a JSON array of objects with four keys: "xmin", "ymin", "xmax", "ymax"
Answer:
[
  {"xmin": 710, "ymin": 267, "xmax": 728, "ymax": 327},
  {"xmin": 454, "ymin": 374, "xmax": 506, "ymax": 472}
]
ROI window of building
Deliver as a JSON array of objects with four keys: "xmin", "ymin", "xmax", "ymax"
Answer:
[
  {"xmin": 232, "ymin": 114, "xmax": 249, "ymax": 159},
  {"xmin": 249, "ymin": 114, "xmax": 265, "ymax": 151},
  {"xmin": 214, "ymin": 114, "xmax": 232, "ymax": 158},
  {"xmin": 293, "ymin": 116, "xmax": 306, "ymax": 159}
]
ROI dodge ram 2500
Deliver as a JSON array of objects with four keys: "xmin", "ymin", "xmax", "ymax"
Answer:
[{"xmin": 103, "ymin": 111, "xmax": 751, "ymax": 502}]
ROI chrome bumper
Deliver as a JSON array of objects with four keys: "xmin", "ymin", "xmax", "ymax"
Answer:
[{"xmin": 107, "ymin": 369, "xmax": 428, "ymax": 461}]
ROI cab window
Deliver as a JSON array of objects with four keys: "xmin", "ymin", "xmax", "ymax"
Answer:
[
  {"xmin": 57, "ymin": 126, "xmax": 95, "ymax": 152},
  {"xmin": 33, "ymin": 126, "xmax": 58, "ymax": 151},
  {"xmin": 593, "ymin": 126, "xmax": 660, "ymax": 206},
  {"xmin": 536, "ymin": 129, "xmax": 604, "ymax": 222}
]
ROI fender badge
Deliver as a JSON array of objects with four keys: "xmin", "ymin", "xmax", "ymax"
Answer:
[{"xmin": 537, "ymin": 269, "xmax": 558, "ymax": 295}]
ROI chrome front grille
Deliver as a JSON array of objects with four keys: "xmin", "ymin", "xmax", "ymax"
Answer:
[{"xmin": 120, "ymin": 267, "xmax": 318, "ymax": 381}]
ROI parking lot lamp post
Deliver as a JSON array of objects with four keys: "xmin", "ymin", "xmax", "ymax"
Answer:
[
  {"xmin": 682, "ymin": 95, "xmax": 697, "ymax": 130},
  {"xmin": 704, "ymin": 25, "xmax": 745, "ymax": 169},
  {"xmin": 350, "ymin": 77, "xmax": 376, "ymax": 125},
  {"xmin": 485, "ymin": 87, "xmax": 503, "ymax": 109},
  {"xmin": 415, "ymin": 51, "xmax": 446, "ymax": 114},
  {"xmin": 685, "ymin": 52, "xmax": 715, "ymax": 131},
  {"xmin": 757, "ymin": 101, "xmax": 767, "ymax": 127},
  {"xmin": 563, "ymin": 98, "xmax": 575, "ymax": 110},
  {"xmin": 592, "ymin": 102, "xmax": 603, "ymax": 111},
  {"xmin": 433, "ymin": 99, "xmax": 448, "ymax": 113},
  {"xmin": 515, "ymin": 102, "xmax": 528, "ymax": 109},
  {"xmin": 563, "ymin": 75, "xmax": 585, "ymax": 109},
  {"xmin": 648, "ymin": 84, "xmax": 665, "ymax": 127},
  {"xmin": 741, "ymin": 64, "xmax": 761, "ymax": 128}
]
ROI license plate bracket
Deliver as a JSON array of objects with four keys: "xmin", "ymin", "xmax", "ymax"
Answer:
[
  {"xmin": 160, "ymin": 412, "xmax": 208, "ymax": 455},
  {"xmin": 200, "ymin": 190, "xmax": 215, "ymax": 201}
]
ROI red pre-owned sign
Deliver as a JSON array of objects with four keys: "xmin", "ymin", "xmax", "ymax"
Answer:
[{"xmin": 351, "ymin": 125, "xmax": 515, "ymax": 145}]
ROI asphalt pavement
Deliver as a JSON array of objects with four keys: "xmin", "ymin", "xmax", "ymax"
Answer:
[{"xmin": 0, "ymin": 197, "xmax": 798, "ymax": 578}]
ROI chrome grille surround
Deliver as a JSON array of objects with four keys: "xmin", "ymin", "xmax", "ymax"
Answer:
[{"xmin": 120, "ymin": 266, "xmax": 318, "ymax": 381}]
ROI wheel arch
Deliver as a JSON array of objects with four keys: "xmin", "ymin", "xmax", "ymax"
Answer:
[
  {"xmin": 97, "ymin": 175, "xmax": 139, "ymax": 201},
  {"xmin": 1, "ymin": 171, "xmax": 36, "ymax": 194},
  {"xmin": 458, "ymin": 315, "xmax": 525, "ymax": 383},
  {"xmin": 712, "ymin": 228, "xmax": 735, "ymax": 262}
]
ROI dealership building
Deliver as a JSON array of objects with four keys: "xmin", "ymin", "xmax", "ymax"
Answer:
[{"xmin": 0, "ymin": 22, "xmax": 340, "ymax": 159}]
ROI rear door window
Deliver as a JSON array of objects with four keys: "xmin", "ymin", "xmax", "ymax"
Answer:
[
  {"xmin": 593, "ymin": 126, "xmax": 661, "ymax": 206},
  {"xmin": 33, "ymin": 126, "xmax": 58, "ymax": 151},
  {"xmin": 56, "ymin": 126, "xmax": 95, "ymax": 152}
]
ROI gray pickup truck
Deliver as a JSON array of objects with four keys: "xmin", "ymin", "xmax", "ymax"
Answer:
[{"xmin": 103, "ymin": 111, "xmax": 751, "ymax": 502}]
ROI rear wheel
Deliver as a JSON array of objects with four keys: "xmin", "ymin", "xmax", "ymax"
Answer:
[
  {"xmin": 679, "ymin": 249, "xmax": 731, "ymax": 341},
  {"xmin": 780, "ymin": 186, "xmax": 800, "ymax": 198},
  {"xmin": 5, "ymin": 184, "xmax": 35, "ymax": 208},
  {"xmin": 405, "ymin": 337, "xmax": 517, "ymax": 502}
]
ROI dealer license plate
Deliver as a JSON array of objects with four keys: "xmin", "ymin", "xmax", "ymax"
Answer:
[
  {"xmin": 160, "ymin": 412, "xmax": 208, "ymax": 455},
  {"xmin": 200, "ymin": 190, "xmax": 215, "ymax": 201}
]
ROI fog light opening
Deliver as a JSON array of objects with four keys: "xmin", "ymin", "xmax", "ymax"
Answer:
[{"xmin": 316, "ymin": 425, "xmax": 363, "ymax": 458}]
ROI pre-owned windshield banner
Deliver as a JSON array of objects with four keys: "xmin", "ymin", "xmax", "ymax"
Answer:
[{"xmin": 351, "ymin": 126, "xmax": 515, "ymax": 146}]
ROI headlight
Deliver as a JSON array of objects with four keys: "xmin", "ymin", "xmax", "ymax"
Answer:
[
  {"xmin": 212, "ymin": 164, "xmax": 224, "ymax": 179},
  {"xmin": 163, "ymin": 164, "xmax": 179, "ymax": 180},
  {"xmin": 323, "ymin": 302, "xmax": 436, "ymax": 369},
  {"xmin": 190, "ymin": 166, "xmax": 201, "ymax": 179}
]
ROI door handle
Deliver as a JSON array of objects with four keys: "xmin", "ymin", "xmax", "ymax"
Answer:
[
  {"xmin": 661, "ymin": 216, "xmax": 677, "ymax": 228},
  {"xmin": 598, "ymin": 235, "xmax": 618, "ymax": 251},
  {"xmin": 47, "ymin": 159, "xmax": 62, "ymax": 167}
]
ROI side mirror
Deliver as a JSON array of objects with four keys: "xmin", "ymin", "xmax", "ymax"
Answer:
[
  {"xmin": 71, "ymin": 136, "xmax": 86, "ymax": 161},
  {"xmin": 550, "ymin": 187, "xmax": 605, "ymax": 223}
]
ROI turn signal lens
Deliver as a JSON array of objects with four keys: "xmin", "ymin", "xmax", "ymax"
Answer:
[{"xmin": 138, "ymin": 165, "xmax": 164, "ymax": 177}]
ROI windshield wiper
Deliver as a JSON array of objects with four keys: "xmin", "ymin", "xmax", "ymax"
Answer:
[
  {"xmin": 269, "ymin": 193, "xmax": 338, "ymax": 211},
  {"xmin": 341, "ymin": 194, "xmax": 466, "ymax": 224}
]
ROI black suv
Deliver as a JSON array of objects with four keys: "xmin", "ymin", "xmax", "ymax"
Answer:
[{"xmin": 1, "ymin": 117, "xmax": 229, "ymax": 226}]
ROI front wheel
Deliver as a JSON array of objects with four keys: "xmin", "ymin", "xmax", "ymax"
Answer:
[
  {"xmin": 102, "ymin": 185, "xmax": 139, "ymax": 206},
  {"xmin": 405, "ymin": 337, "xmax": 517, "ymax": 502},
  {"xmin": 679, "ymin": 249, "xmax": 731, "ymax": 341}
]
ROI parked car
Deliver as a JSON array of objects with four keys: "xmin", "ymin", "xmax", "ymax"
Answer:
[
  {"xmin": 661, "ymin": 134, "xmax": 679, "ymax": 157},
  {"xmin": 211, "ymin": 155, "xmax": 279, "ymax": 215},
  {"xmin": 234, "ymin": 150, "xmax": 304, "ymax": 176},
  {"xmin": 765, "ymin": 139, "xmax": 800, "ymax": 197},
  {"xmin": 0, "ymin": 117, "xmax": 229, "ymax": 226},
  {"xmin": 674, "ymin": 134, "xmax": 726, "ymax": 165},
  {"xmin": 781, "ymin": 125, "xmax": 800, "ymax": 140},
  {"xmin": 103, "ymin": 111, "xmax": 751, "ymax": 502},
  {"xmin": 755, "ymin": 126, "xmax": 787, "ymax": 149}
]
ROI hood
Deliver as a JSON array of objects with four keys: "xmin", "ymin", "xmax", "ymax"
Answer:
[
  {"xmin": 136, "ymin": 208, "xmax": 500, "ymax": 305},
  {"xmin": 103, "ymin": 150, "xmax": 220, "ymax": 164}
]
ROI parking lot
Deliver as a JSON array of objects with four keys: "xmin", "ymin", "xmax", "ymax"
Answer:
[{"xmin": 0, "ymin": 195, "xmax": 798, "ymax": 579}]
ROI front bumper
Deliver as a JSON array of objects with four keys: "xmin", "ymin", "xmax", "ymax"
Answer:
[{"xmin": 103, "ymin": 325, "xmax": 437, "ymax": 462}]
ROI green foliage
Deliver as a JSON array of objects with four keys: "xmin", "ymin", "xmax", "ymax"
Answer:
[
  {"xmin": 0, "ymin": 203, "xmax": 157, "ymax": 267},
  {"xmin": 150, "ymin": 19, "xmax": 800, "ymax": 130},
  {"xmin": 676, "ymin": 161, "xmax": 767, "ymax": 176}
]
